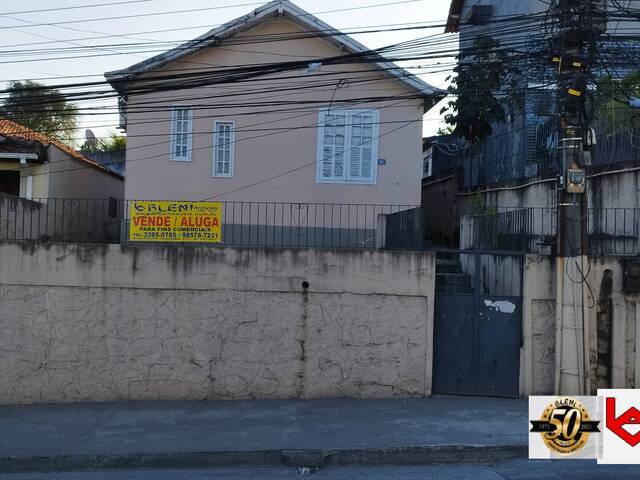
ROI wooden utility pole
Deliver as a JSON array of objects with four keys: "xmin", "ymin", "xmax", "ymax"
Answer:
[{"xmin": 553, "ymin": 0, "xmax": 606, "ymax": 395}]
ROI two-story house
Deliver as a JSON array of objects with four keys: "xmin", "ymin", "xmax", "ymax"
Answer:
[{"xmin": 106, "ymin": 0, "xmax": 443, "ymax": 209}]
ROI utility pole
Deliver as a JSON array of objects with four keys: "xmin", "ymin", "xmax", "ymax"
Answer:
[{"xmin": 552, "ymin": 0, "xmax": 606, "ymax": 395}]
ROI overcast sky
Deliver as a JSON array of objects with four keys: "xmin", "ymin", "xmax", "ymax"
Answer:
[{"xmin": 0, "ymin": 0, "xmax": 454, "ymax": 142}]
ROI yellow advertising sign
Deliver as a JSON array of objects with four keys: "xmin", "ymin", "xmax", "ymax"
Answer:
[{"xmin": 129, "ymin": 201, "xmax": 222, "ymax": 243}]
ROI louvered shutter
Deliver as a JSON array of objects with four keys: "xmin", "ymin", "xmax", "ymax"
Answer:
[
  {"xmin": 347, "ymin": 112, "xmax": 376, "ymax": 181},
  {"xmin": 319, "ymin": 112, "xmax": 346, "ymax": 180},
  {"xmin": 316, "ymin": 109, "xmax": 378, "ymax": 184}
]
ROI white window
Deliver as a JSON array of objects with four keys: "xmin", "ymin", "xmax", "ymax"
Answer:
[
  {"xmin": 213, "ymin": 121, "xmax": 235, "ymax": 177},
  {"xmin": 423, "ymin": 147, "xmax": 433, "ymax": 178},
  {"xmin": 170, "ymin": 106, "xmax": 192, "ymax": 161},
  {"xmin": 316, "ymin": 109, "xmax": 379, "ymax": 184}
]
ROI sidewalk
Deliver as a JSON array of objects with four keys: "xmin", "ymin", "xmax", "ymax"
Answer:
[{"xmin": 0, "ymin": 397, "xmax": 528, "ymax": 473}]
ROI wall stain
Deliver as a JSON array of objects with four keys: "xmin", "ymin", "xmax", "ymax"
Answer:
[
  {"xmin": 597, "ymin": 269, "xmax": 614, "ymax": 389},
  {"xmin": 296, "ymin": 281, "xmax": 309, "ymax": 399}
]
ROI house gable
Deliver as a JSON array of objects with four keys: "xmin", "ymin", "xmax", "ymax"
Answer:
[{"xmin": 105, "ymin": 0, "xmax": 443, "ymax": 103}]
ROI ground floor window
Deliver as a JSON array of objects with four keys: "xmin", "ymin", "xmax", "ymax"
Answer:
[{"xmin": 0, "ymin": 170, "xmax": 20, "ymax": 197}]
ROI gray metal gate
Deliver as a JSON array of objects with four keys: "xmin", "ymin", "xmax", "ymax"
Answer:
[{"xmin": 432, "ymin": 252, "xmax": 523, "ymax": 398}]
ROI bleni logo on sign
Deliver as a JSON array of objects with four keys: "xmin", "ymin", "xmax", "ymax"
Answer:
[
  {"xmin": 129, "ymin": 201, "xmax": 222, "ymax": 243},
  {"xmin": 530, "ymin": 397, "xmax": 600, "ymax": 456}
]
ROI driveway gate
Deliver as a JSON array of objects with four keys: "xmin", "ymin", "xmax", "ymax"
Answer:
[{"xmin": 432, "ymin": 252, "xmax": 523, "ymax": 398}]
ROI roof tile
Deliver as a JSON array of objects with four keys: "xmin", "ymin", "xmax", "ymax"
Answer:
[{"xmin": 0, "ymin": 118, "xmax": 122, "ymax": 178}]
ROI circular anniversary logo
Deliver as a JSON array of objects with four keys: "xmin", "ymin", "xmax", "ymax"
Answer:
[{"xmin": 530, "ymin": 397, "xmax": 600, "ymax": 455}]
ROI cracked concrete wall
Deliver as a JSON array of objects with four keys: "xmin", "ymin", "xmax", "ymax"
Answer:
[
  {"xmin": 522, "ymin": 255, "xmax": 557, "ymax": 396},
  {"xmin": 0, "ymin": 243, "xmax": 435, "ymax": 405},
  {"xmin": 523, "ymin": 255, "xmax": 639, "ymax": 396}
]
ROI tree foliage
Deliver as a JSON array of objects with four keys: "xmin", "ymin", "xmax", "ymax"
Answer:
[
  {"xmin": 594, "ymin": 72, "xmax": 640, "ymax": 130},
  {"xmin": 0, "ymin": 80, "xmax": 79, "ymax": 145},
  {"xmin": 82, "ymin": 131, "xmax": 127, "ymax": 153},
  {"xmin": 441, "ymin": 35, "xmax": 522, "ymax": 143}
]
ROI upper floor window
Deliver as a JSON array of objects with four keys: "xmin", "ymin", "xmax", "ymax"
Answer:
[
  {"xmin": 468, "ymin": 5, "xmax": 493, "ymax": 25},
  {"xmin": 316, "ymin": 109, "xmax": 379, "ymax": 185},
  {"xmin": 213, "ymin": 121, "xmax": 235, "ymax": 177},
  {"xmin": 423, "ymin": 147, "xmax": 433, "ymax": 178},
  {"xmin": 170, "ymin": 106, "xmax": 192, "ymax": 161}
]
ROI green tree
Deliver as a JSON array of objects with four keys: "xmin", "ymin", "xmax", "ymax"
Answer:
[
  {"xmin": 0, "ymin": 80, "xmax": 79, "ymax": 145},
  {"xmin": 594, "ymin": 72, "xmax": 640, "ymax": 129},
  {"xmin": 436, "ymin": 125, "xmax": 454, "ymax": 136},
  {"xmin": 441, "ymin": 35, "xmax": 522, "ymax": 143},
  {"xmin": 82, "ymin": 131, "xmax": 127, "ymax": 153}
]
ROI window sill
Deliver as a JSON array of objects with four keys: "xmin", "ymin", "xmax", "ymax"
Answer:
[{"xmin": 316, "ymin": 178, "xmax": 377, "ymax": 185}]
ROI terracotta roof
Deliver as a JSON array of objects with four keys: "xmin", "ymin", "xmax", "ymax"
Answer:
[{"xmin": 0, "ymin": 118, "xmax": 122, "ymax": 178}]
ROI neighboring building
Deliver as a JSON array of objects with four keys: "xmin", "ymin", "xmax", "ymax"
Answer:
[
  {"xmin": 105, "ymin": 0, "xmax": 443, "ymax": 206},
  {"xmin": 444, "ymin": 0, "xmax": 640, "ymax": 188},
  {"xmin": 422, "ymin": 135, "xmax": 461, "ymax": 180},
  {"xmin": 0, "ymin": 119, "xmax": 124, "ymax": 200},
  {"xmin": 80, "ymin": 150, "xmax": 126, "ymax": 177},
  {"xmin": 0, "ymin": 119, "xmax": 124, "ymax": 243},
  {"xmin": 410, "ymin": 1, "xmax": 640, "ymax": 252}
]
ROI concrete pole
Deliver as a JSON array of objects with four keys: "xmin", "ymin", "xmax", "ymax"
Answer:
[
  {"xmin": 554, "ymin": 0, "xmax": 592, "ymax": 395},
  {"xmin": 555, "ymin": 254, "xmax": 588, "ymax": 394}
]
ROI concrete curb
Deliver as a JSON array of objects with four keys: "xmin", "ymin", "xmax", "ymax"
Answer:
[{"xmin": 0, "ymin": 445, "xmax": 528, "ymax": 473}]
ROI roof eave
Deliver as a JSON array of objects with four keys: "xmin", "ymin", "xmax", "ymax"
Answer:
[
  {"xmin": 105, "ymin": 0, "xmax": 441, "ymax": 98},
  {"xmin": 445, "ymin": 0, "xmax": 465, "ymax": 33},
  {"xmin": 105, "ymin": 1, "xmax": 290, "ymax": 85}
]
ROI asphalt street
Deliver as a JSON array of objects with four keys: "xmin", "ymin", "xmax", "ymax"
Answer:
[{"xmin": 2, "ymin": 460, "xmax": 640, "ymax": 480}]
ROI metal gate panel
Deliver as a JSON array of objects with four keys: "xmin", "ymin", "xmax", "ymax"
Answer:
[
  {"xmin": 432, "ymin": 252, "xmax": 523, "ymax": 398},
  {"xmin": 475, "ymin": 295, "xmax": 522, "ymax": 398},
  {"xmin": 432, "ymin": 294, "xmax": 475, "ymax": 395}
]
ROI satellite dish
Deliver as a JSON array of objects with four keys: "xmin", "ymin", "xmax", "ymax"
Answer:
[{"xmin": 85, "ymin": 129, "xmax": 98, "ymax": 149}]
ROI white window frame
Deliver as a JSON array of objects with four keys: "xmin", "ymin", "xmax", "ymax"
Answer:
[
  {"xmin": 315, "ymin": 108, "xmax": 379, "ymax": 185},
  {"xmin": 423, "ymin": 146, "xmax": 433, "ymax": 178},
  {"xmin": 25, "ymin": 175, "xmax": 33, "ymax": 200},
  {"xmin": 170, "ymin": 105, "xmax": 193, "ymax": 162},
  {"xmin": 212, "ymin": 120, "xmax": 235, "ymax": 178}
]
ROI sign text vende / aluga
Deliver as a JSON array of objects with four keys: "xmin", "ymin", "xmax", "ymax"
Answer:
[{"xmin": 129, "ymin": 201, "xmax": 222, "ymax": 243}]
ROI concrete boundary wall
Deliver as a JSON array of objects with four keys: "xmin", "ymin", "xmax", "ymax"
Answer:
[
  {"xmin": 522, "ymin": 254, "xmax": 639, "ymax": 396},
  {"xmin": 0, "ymin": 243, "xmax": 435, "ymax": 405}
]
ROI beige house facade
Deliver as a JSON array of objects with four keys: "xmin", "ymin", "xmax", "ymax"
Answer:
[
  {"xmin": 0, "ymin": 119, "xmax": 124, "ymax": 242},
  {"xmin": 106, "ymin": 0, "xmax": 443, "ymax": 206},
  {"xmin": 0, "ymin": 119, "xmax": 123, "ymax": 201}
]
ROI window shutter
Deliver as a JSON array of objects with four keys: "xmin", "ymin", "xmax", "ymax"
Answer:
[
  {"xmin": 348, "ymin": 113, "xmax": 376, "ymax": 181},
  {"xmin": 319, "ymin": 112, "xmax": 346, "ymax": 180},
  {"xmin": 171, "ymin": 106, "xmax": 192, "ymax": 161},
  {"xmin": 361, "ymin": 114, "xmax": 375, "ymax": 180},
  {"xmin": 213, "ymin": 121, "xmax": 234, "ymax": 177},
  {"xmin": 316, "ymin": 109, "xmax": 378, "ymax": 184}
]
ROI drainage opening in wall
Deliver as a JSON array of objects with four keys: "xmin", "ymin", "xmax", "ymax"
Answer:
[{"xmin": 302, "ymin": 281, "xmax": 310, "ymax": 289}]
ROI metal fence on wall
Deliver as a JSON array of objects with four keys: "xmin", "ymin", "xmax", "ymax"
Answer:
[
  {"xmin": 2, "ymin": 196, "xmax": 639, "ymax": 256},
  {"xmin": 588, "ymin": 207, "xmax": 640, "ymax": 256},
  {"xmin": 0, "ymin": 197, "xmax": 418, "ymax": 250},
  {"xmin": 214, "ymin": 202, "xmax": 417, "ymax": 249},
  {"xmin": 0, "ymin": 195, "xmax": 123, "ymax": 243},
  {"xmin": 460, "ymin": 208, "xmax": 557, "ymax": 254},
  {"xmin": 459, "ymin": 207, "xmax": 640, "ymax": 256}
]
